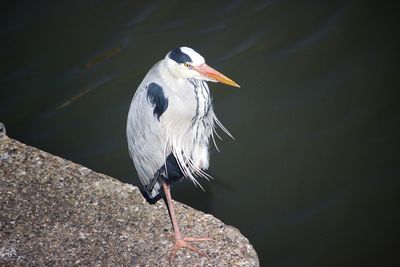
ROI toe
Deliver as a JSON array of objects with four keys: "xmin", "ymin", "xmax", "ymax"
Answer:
[
  {"xmin": 183, "ymin": 236, "xmax": 212, "ymax": 242},
  {"xmin": 169, "ymin": 238, "xmax": 210, "ymax": 259}
]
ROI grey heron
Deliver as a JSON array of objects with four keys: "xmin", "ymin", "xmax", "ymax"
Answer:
[{"xmin": 126, "ymin": 46, "xmax": 239, "ymax": 258}]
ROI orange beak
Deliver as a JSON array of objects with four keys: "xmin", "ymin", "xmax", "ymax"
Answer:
[{"xmin": 193, "ymin": 63, "xmax": 240, "ymax": 88}]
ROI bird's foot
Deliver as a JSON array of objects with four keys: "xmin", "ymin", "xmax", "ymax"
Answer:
[{"xmin": 169, "ymin": 236, "xmax": 212, "ymax": 260}]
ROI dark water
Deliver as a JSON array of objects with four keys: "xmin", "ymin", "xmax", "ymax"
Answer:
[{"xmin": 1, "ymin": 1, "xmax": 399, "ymax": 266}]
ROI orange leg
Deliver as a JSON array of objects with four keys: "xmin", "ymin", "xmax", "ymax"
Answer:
[{"xmin": 161, "ymin": 181, "xmax": 211, "ymax": 259}]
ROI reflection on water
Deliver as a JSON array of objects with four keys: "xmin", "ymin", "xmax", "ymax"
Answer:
[
  {"xmin": 1, "ymin": 1, "xmax": 399, "ymax": 266},
  {"xmin": 82, "ymin": 43, "xmax": 126, "ymax": 69}
]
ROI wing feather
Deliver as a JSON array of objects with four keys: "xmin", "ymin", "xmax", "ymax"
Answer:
[{"xmin": 127, "ymin": 73, "xmax": 169, "ymax": 197}]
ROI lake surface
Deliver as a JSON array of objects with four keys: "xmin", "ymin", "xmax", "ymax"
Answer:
[{"xmin": 1, "ymin": 1, "xmax": 399, "ymax": 266}]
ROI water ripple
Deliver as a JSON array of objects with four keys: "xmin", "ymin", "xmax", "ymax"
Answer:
[
  {"xmin": 57, "ymin": 75, "xmax": 114, "ymax": 110},
  {"xmin": 271, "ymin": 1, "xmax": 350, "ymax": 59},
  {"xmin": 125, "ymin": 2, "xmax": 161, "ymax": 27}
]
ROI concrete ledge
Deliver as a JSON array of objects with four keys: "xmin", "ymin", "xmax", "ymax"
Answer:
[{"xmin": 0, "ymin": 133, "xmax": 259, "ymax": 266}]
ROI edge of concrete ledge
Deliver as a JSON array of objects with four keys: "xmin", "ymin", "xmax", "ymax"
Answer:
[{"xmin": 0, "ymin": 133, "xmax": 259, "ymax": 266}]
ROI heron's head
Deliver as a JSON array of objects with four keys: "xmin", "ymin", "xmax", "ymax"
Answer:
[{"xmin": 165, "ymin": 47, "xmax": 240, "ymax": 87}]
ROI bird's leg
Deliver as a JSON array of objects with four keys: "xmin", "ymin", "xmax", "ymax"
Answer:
[{"xmin": 161, "ymin": 181, "xmax": 211, "ymax": 259}]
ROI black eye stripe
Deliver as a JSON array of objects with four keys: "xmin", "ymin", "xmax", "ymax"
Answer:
[{"xmin": 169, "ymin": 47, "xmax": 193, "ymax": 64}]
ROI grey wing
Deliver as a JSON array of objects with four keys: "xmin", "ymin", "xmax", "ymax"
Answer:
[{"xmin": 126, "ymin": 81, "xmax": 168, "ymax": 198}]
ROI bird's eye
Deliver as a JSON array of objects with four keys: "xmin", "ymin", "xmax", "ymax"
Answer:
[{"xmin": 184, "ymin": 63, "xmax": 191, "ymax": 68}]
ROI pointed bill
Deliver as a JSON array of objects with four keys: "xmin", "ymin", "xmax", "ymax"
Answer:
[{"xmin": 194, "ymin": 63, "xmax": 240, "ymax": 88}]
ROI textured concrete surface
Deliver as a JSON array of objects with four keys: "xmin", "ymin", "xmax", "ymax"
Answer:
[{"xmin": 0, "ymin": 133, "xmax": 259, "ymax": 266}]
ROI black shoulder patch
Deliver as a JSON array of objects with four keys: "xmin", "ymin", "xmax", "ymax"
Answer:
[
  {"xmin": 169, "ymin": 47, "xmax": 192, "ymax": 63},
  {"xmin": 146, "ymin": 82, "xmax": 168, "ymax": 120}
]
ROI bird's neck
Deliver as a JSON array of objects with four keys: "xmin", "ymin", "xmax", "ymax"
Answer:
[{"xmin": 188, "ymin": 78, "xmax": 212, "ymax": 122}]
